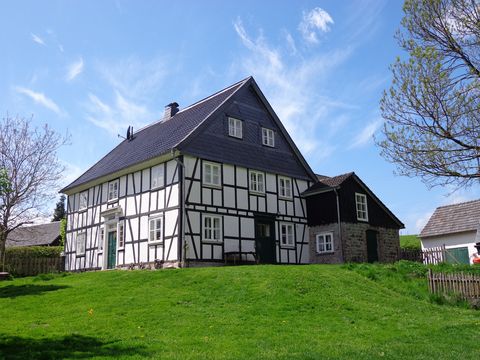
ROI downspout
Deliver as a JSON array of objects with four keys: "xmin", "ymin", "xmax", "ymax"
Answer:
[
  {"xmin": 333, "ymin": 187, "xmax": 344, "ymax": 261},
  {"xmin": 172, "ymin": 149, "xmax": 186, "ymax": 267}
]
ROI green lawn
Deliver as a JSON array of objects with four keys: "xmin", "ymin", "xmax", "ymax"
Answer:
[
  {"xmin": 1, "ymin": 264, "xmax": 479, "ymax": 359},
  {"xmin": 400, "ymin": 234, "xmax": 421, "ymax": 250}
]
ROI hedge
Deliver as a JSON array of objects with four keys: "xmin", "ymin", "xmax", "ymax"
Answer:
[{"xmin": 5, "ymin": 246, "xmax": 64, "ymax": 259}]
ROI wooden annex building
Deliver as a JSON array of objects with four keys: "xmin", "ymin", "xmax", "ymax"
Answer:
[{"xmin": 61, "ymin": 77, "xmax": 403, "ymax": 271}]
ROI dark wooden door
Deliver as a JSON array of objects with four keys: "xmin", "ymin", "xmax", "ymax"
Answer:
[
  {"xmin": 366, "ymin": 230, "xmax": 378, "ymax": 263},
  {"xmin": 107, "ymin": 230, "xmax": 117, "ymax": 269},
  {"xmin": 255, "ymin": 218, "xmax": 276, "ymax": 264}
]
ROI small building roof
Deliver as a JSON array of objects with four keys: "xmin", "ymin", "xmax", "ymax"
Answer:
[
  {"xmin": 6, "ymin": 222, "xmax": 61, "ymax": 247},
  {"xmin": 302, "ymin": 171, "xmax": 404, "ymax": 228},
  {"xmin": 420, "ymin": 199, "xmax": 480, "ymax": 238}
]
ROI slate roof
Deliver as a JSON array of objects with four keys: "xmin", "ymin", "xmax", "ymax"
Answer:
[
  {"xmin": 61, "ymin": 77, "xmax": 250, "ymax": 192},
  {"xmin": 6, "ymin": 222, "xmax": 61, "ymax": 247},
  {"xmin": 420, "ymin": 199, "xmax": 480, "ymax": 238}
]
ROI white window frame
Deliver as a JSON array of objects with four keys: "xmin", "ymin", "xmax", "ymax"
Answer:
[
  {"xmin": 316, "ymin": 232, "xmax": 334, "ymax": 254},
  {"xmin": 79, "ymin": 191, "xmax": 88, "ymax": 210},
  {"xmin": 203, "ymin": 161, "xmax": 221, "ymax": 187},
  {"xmin": 118, "ymin": 222, "xmax": 125, "ymax": 249},
  {"xmin": 108, "ymin": 180, "xmax": 119, "ymax": 201},
  {"xmin": 355, "ymin": 193, "xmax": 368, "ymax": 221},
  {"xmin": 98, "ymin": 227, "xmax": 104, "ymax": 252},
  {"xmin": 76, "ymin": 232, "xmax": 86, "ymax": 256},
  {"xmin": 151, "ymin": 164, "xmax": 164, "ymax": 189},
  {"xmin": 262, "ymin": 128, "xmax": 275, "ymax": 147},
  {"xmin": 203, "ymin": 215, "xmax": 222, "ymax": 243},
  {"xmin": 278, "ymin": 176, "xmax": 292, "ymax": 198},
  {"xmin": 228, "ymin": 117, "xmax": 243, "ymax": 139},
  {"xmin": 249, "ymin": 170, "xmax": 265, "ymax": 194},
  {"xmin": 280, "ymin": 223, "xmax": 294, "ymax": 247},
  {"xmin": 149, "ymin": 216, "xmax": 163, "ymax": 244}
]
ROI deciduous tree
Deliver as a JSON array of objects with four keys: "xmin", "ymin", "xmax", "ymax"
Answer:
[
  {"xmin": 0, "ymin": 115, "xmax": 68, "ymax": 270},
  {"xmin": 378, "ymin": 0, "xmax": 480, "ymax": 188}
]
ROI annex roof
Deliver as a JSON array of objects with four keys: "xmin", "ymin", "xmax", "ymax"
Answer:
[
  {"xmin": 6, "ymin": 222, "xmax": 61, "ymax": 247},
  {"xmin": 420, "ymin": 199, "xmax": 480, "ymax": 238},
  {"xmin": 302, "ymin": 171, "xmax": 404, "ymax": 228}
]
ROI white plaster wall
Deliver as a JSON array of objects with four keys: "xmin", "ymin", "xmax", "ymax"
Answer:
[{"xmin": 421, "ymin": 231, "xmax": 477, "ymax": 263}]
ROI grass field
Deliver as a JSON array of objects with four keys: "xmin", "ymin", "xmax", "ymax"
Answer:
[
  {"xmin": 1, "ymin": 263, "xmax": 479, "ymax": 359},
  {"xmin": 400, "ymin": 234, "xmax": 421, "ymax": 249}
]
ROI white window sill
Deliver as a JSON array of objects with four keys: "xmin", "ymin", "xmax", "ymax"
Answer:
[
  {"xmin": 316, "ymin": 251, "xmax": 334, "ymax": 255},
  {"xmin": 249, "ymin": 190, "xmax": 266, "ymax": 196},
  {"xmin": 281, "ymin": 244, "xmax": 295, "ymax": 249},
  {"xmin": 203, "ymin": 183, "xmax": 222, "ymax": 189},
  {"xmin": 357, "ymin": 218, "xmax": 369, "ymax": 222},
  {"xmin": 278, "ymin": 195, "xmax": 293, "ymax": 201},
  {"xmin": 148, "ymin": 241, "xmax": 164, "ymax": 246},
  {"xmin": 203, "ymin": 240, "xmax": 223, "ymax": 244}
]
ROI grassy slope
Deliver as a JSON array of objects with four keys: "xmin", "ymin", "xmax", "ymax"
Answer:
[
  {"xmin": 1, "ymin": 265, "xmax": 479, "ymax": 360},
  {"xmin": 400, "ymin": 235, "xmax": 421, "ymax": 249}
]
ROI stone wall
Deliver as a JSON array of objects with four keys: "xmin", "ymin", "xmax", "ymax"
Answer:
[
  {"xmin": 309, "ymin": 222, "xmax": 400, "ymax": 264},
  {"xmin": 309, "ymin": 224, "xmax": 344, "ymax": 264}
]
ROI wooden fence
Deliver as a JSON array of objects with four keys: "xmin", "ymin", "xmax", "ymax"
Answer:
[
  {"xmin": 399, "ymin": 248, "xmax": 423, "ymax": 262},
  {"xmin": 399, "ymin": 245, "xmax": 467, "ymax": 265},
  {"xmin": 428, "ymin": 269, "xmax": 480, "ymax": 300},
  {"xmin": 4, "ymin": 256, "xmax": 65, "ymax": 277}
]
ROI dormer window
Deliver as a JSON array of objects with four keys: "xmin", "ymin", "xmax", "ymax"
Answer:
[
  {"xmin": 262, "ymin": 128, "xmax": 275, "ymax": 147},
  {"xmin": 228, "ymin": 117, "xmax": 243, "ymax": 139},
  {"xmin": 355, "ymin": 193, "xmax": 368, "ymax": 221}
]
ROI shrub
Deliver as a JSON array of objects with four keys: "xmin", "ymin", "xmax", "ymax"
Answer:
[{"xmin": 5, "ymin": 246, "xmax": 63, "ymax": 259}]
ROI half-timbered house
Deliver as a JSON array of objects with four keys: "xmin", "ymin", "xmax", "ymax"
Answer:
[{"xmin": 61, "ymin": 77, "xmax": 317, "ymax": 270}]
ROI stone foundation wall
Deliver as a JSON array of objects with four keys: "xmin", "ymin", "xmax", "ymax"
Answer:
[
  {"xmin": 309, "ymin": 222, "xmax": 399, "ymax": 264},
  {"xmin": 342, "ymin": 222, "xmax": 399, "ymax": 263}
]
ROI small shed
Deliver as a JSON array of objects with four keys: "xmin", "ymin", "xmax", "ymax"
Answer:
[
  {"xmin": 420, "ymin": 200, "xmax": 480, "ymax": 264},
  {"xmin": 303, "ymin": 172, "xmax": 403, "ymax": 264},
  {"xmin": 6, "ymin": 222, "xmax": 62, "ymax": 248}
]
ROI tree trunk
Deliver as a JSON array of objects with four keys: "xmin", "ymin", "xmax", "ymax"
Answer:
[{"xmin": 0, "ymin": 232, "xmax": 6, "ymax": 272}]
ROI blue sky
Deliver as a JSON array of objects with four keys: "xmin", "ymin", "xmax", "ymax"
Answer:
[{"xmin": 1, "ymin": 0, "xmax": 479, "ymax": 234}]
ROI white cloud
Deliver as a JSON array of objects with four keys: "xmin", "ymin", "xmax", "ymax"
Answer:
[
  {"xmin": 66, "ymin": 58, "xmax": 84, "ymax": 81},
  {"xmin": 349, "ymin": 119, "xmax": 383, "ymax": 149},
  {"xmin": 85, "ymin": 91, "xmax": 151, "ymax": 137},
  {"xmin": 232, "ymin": 19, "xmax": 352, "ymax": 159},
  {"xmin": 31, "ymin": 33, "xmax": 45, "ymax": 46},
  {"xmin": 298, "ymin": 7, "xmax": 334, "ymax": 44},
  {"xmin": 95, "ymin": 56, "xmax": 168, "ymax": 102},
  {"xmin": 15, "ymin": 86, "xmax": 63, "ymax": 115},
  {"xmin": 84, "ymin": 56, "xmax": 169, "ymax": 137}
]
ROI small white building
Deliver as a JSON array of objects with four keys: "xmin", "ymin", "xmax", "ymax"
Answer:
[{"xmin": 420, "ymin": 199, "xmax": 480, "ymax": 264}]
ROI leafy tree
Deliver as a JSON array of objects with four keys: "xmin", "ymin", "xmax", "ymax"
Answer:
[
  {"xmin": 52, "ymin": 194, "xmax": 66, "ymax": 222},
  {"xmin": 0, "ymin": 115, "xmax": 68, "ymax": 271},
  {"xmin": 378, "ymin": 0, "xmax": 480, "ymax": 188}
]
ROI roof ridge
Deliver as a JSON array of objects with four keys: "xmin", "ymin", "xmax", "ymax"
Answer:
[{"xmin": 435, "ymin": 198, "xmax": 480, "ymax": 209}]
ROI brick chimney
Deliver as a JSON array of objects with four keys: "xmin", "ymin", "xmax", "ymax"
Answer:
[{"xmin": 164, "ymin": 102, "xmax": 179, "ymax": 120}]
